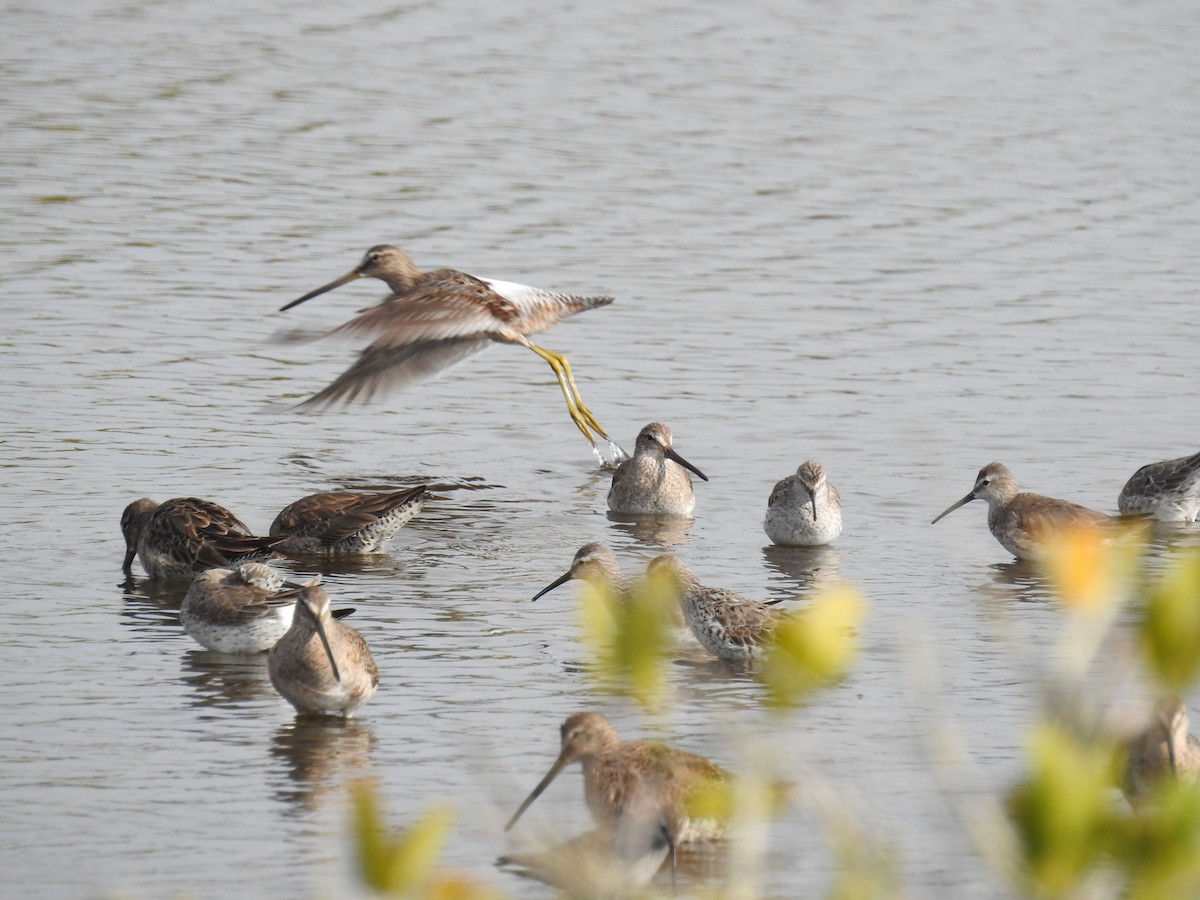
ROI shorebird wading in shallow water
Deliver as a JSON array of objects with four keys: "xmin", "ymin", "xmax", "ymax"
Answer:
[
  {"xmin": 931, "ymin": 462, "xmax": 1109, "ymax": 561},
  {"xmin": 279, "ymin": 244, "xmax": 627, "ymax": 465},
  {"xmin": 268, "ymin": 583, "xmax": 378, "ymax": 716},
  {"xmin": 505, "ymin": 711, "xmax": 730, "ymax": 846},
  {"xmin": 764, "ymin": 459, "xmax": 842, "ymax": 547},
  {"xmin": 269, "ymin": 486, "xmax": 429, "ymax": 554},
  {"xmin": 532, "ymin": 543, "xmax": 633, "ymax": 602},
  {"xmin": 648, "ymin": 555, "xmax": 785, "ymax": 661},
  {"xmin": 1117, "ymin": 451, "xmax": 1200, "ymax": 522},
  {"xmin": 180, "ymin": 562, "xmax": 303, "ymax": 653},
  {"xmin": 607, "ymin": 423, "xmax": 708, "ymax": 516},
  {"xmin": 121, "ymin": 497, "xmax": 282, "ymax": 580},
  {"xmin": 1122, "ymin": 695, "xmax": 1200, "ymax": 810}
]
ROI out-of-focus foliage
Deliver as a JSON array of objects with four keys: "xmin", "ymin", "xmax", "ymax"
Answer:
[
  {"xmin": 760, "ymin": 584, "xmax": 865, "ymax": 709},
  {"xmin": 1139, "ymin": 552, "xmax": 1200, "ymax": 690}
]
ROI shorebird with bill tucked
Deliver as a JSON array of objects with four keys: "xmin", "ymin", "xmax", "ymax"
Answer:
[
  {"xmin": 268, "ymin": 583, "xmax": 378, "ymax": 716},
  {"xmin": 764, "ymin": 459, "xmax": 842, "ymax": 547},
  {"xmin": 931, "ymin": 462, "xmax": 1108, "ymax": 560},
  {"xmin": 269, "ymin": 485, "xmax": 429, "ymax": 555},
  {"xmin": 1122, "ymin": 695, "xmax": 1200, "ymax": 810},
  {"xmin": 504, "ymin": 711, "xmax": 730, "ymax": 846},
  {"xmin": 1117, "ymin": 451, "xmax": 1200, "ymax": 522},
  {"xmin": 647, "ymin": 556, "xmax": 785, "ymax": 661},
  {"xmin": 180, "ymin": 562, "xmax": 304, "ymax": 653},
  {"xmin": 607, "ymin": 423, "xmax": 708, "ymax": 516},
  {"xmin": 121, "ymin": 497, "xmax": 282, "ymax": 580},
  {"xmin": 278, "ymin": 244, "xmax": 626, "ymax": 465}
]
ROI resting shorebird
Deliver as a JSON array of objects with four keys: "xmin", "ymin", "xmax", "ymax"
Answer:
[
  {"xmin": 764, "ymin": 459, "xmax": 842, "ymax": 547},
  {"xmin": 931, "ymin": 462, "xmax": 1108, "ymax": 560},
  {"xmin": 180, "ymin": 563, "xmax": 303, "ymax": 653},
  {"xmin": 268, "ymin": 583, "xmax": 378, "ymax": 717},
  {"xmin": 279, "ymin": 244, "xmax": 626, "ymax": 464},
  {"xmin": 121, "ymin": 497, "xmax": 281, "ymax": 580},
  {"xmin": 269, "ymin": 486, "xmax": 429, "ymax": 554},
  {"xmin": 1122, "ymin": 695, "xmax": 1200, "ymax": 810},
  {"xmin": 607, "ymin": 423, "xmax": 708, "ymax": 516},
  {"xmin": 1117, "ymin": 451, "xmax": 1200, "ymax": 522},
  {"xmin": 505, "ymin": 711, "xmax": 730, "ymax": 846}
]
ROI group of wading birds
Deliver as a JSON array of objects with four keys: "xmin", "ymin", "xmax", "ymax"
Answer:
[{"xmin": 120, "ymin": 245, "xmax": 1200, "ymax": 888}]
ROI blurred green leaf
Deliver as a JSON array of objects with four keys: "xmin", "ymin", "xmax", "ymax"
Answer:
[
  {"xmin": 760, "ymin": 585, "xmax": 865, "ymax": 709},
  {"xmin": 1140, "ymin": 552, "xmax": 1200, "ymax": 690},
  {"xmin": 1116, "ymin": 780, "xmax": 1200, "ymax": 900}
]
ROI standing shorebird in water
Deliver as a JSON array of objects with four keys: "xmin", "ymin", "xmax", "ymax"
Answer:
[
  {"xmin": 269, "ymin": 486, "xmax": 429, "ymax": 555},
  {"xmin": 1117, "ymin": 451, "xmax": 1200, "ymax": 522},
  {"xmin": 764, "ymin": 459, "xmax": 842, "ymax": 547},
  {"xmin": 268, "ymin": 583, "xmax": 378, "ymax": 716},
  {"xmin": 931, "ymin": 462, "xmax": 1108, "ymax": 561},
  {"xmin": 505, "ymin": 711, "xmax": 730, "ymax": 846},
  {"xmin": 180, "ymin": 563, "xmax": 302, "ymax": 653},
  {"xmin": 607, "ymin": 423, "xmax": 708, "ymax": 516},
  {"xmin": 532, "ymin": 543, "xmax": 633, "ymax": 603},
  {"xmin": 279, "ymin": 244, "xmax": 626, "ymax": 465},
  {"xmin": 648, "ymin": 556, "xmax": 784, "ymax": 661},
  {"xmin": 1122, "ymin": 695, "xmax": 1200, "ymax": 810},
  {"xmin": 121, "ymin": 497, "xmax": 282, "ymax": 580}
]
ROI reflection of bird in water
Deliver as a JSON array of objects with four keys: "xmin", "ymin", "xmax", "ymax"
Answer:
[
  {"xmin": 648, "ymin": 556, "xmax": 785, "ymax": 661},
  {"xmin": 764, "ymin": 459, "xmax": 842, "ymax": 547},
  {"xmin": 268, "ymin": 584, "xmax": 378, "ymax": 716},
  {"xmin": 505, "ymin": 712, "xmax": 730, "ymax": 847},
  {"xmin": 761, "ymin": 544, "xmax": 842, "ymax": 591},
  {"xmin": 270, "ymin": 716, "xmax": 376, "ymax": 812},
  {"xmin": 269, "ymin": 486, "xmax": 429, "ymax": 554},
  {"xmin": 607, "ymin": 423, "xmax": 708, "ymax": 516},
  {"xmin": 121, "ymin": 497, "xmax": 282, "ymax": 580},
  {"xmin": 1118, "ymin": 451, "xmax": 1200, "ymax": 522},
  {"xmin": 932, "ymin": 462, "xmax": 1108, "ymax": 560},
  {"xmin": 279, "ymin": 244, "xmax": 626, "ymax": 464},
  {"xmin": 180, "ymin": 563, "xmax": 304, "ymax": 653},
  {"xmin": 1122, "ymin": 695, "xmax": 1200, "ymax": 810}
]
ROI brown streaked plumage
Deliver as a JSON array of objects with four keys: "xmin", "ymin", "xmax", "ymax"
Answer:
[
  {"xmin": 121, "ymin": 497, "xmax": 283, "ymax": 580},
  {"xmin": 647, "ymin": 555, "xmax": 784, "ymax": 661},
  {"xmin": 607, "ymin": 423, "xmax": 708, "ymax": 516},
  {"xmin": 1118, "ymin": 451, "xmax": 1200, "ymax": 522},
  {"xmin": 180, "ymin": 563, "xmax": 304, "ymax": 653},
  {"xmin": 269, "ymin": 485, "xmax": 429, "ymax": 554},
  {"xmin": 764, "ymin": 459, "xmax": 843, "ymax": 547},
  {"xmin": 505, "ymin": 711, "xmax": 730, "ymax": 846},
  {"xmin": 279, "ymin": 244, "xmax": 627, "ymax": 464},
  {"xmin": 1122, "ymin": 695, "xmax": 1200, "ymax": 810},
  {"xmin": 268, "ymin": 583, "xmax": 378, "ymax": 717},
  {"xmin": 931, "ymin": 462, "xmax": 1108, "ymax": 560}
]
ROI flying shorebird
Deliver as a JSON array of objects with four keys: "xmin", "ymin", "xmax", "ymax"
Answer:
[
  {"xmin": 931, "ymin": 462, "xmax": 1109, "ymax": 560},
  {"xmin": 279, "ymin": 244, "xmax": 626, "ymax": 465}
]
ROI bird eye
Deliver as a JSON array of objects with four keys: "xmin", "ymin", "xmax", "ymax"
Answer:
[{"xmin": 980, "ymin": 478, "xmax": 990, "ymax": 486}]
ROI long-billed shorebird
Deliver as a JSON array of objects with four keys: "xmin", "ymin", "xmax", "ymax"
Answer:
[
  {"xmin": 121, "ymin": 497, "xmax": 282, "ymax": 580},
  {"xmin": 607, "ymin": 423, "xmax": 708, "ymax": 516},
  {"xmin": 1122, "ymin": 695, "xmax": 1200, "ymax": 810},
  {"xmin": 505, "ymin": 711, "xmax": 730, "ymax": 846},
  {"xmin": 268, "ymin": 583, "xmax": 378, "ymax": 716},
  {"xmin": 647, "ymin": 556, "xmax": 784, "ymax": 661},
  {"xmin": 180, "ymin": 563, "xmax": 304, "ymax": 653},
  {"xmin": 1117, "ymin": 451, "xmax": 1200, "ymax": 522},
  {"xmin": 279, "ymin": 244, "xmax": 626, "ymax": 465},
  {"xmin": 532, "ymin": 543, "xmax": 688, "ymax": 632},
  {"xmin": 764, "ymin": 459, "xmax": 842, "ymax": 547},
  {"xmin": 931, "ymin": 462, "xmax": 1108, "ymax": 560},
  {"xmin": 269, "ymin": 486, "xmax": 429, "ymax": 555}
]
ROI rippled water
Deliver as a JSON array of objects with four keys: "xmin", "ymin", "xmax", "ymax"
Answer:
[{"xmin": 3, "ymin": 0, "xmax": 1199, "ymax": 896}]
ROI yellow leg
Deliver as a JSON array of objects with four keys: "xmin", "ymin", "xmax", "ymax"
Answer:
[{"xmin": 525, "ymin": 342, "xmax": 601, "ymax": 443}]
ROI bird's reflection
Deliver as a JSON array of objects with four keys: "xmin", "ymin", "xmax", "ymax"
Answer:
[
  {"xmin": 179, "ymin": 648, "xmax": 276, "ymax": 708},
  {"xmin": 978, "ymin": 559, "xmax": 1057, "ymax": 605},
  {"xmin": 270, "ymin": 715, "xmax": 376, "ymax": 813},
  {"xmin": 119, "ymin": 573, "xmax": 188, "ymax": 639},
  {"xmin": 606, "ymin": 513, "xmax": 694, "ymax": 549},
  {"xmin": 761, "ymin": 544, "xmax": 842, "ymax": 591}
]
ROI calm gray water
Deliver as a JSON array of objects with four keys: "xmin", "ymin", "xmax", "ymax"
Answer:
[{"xmin": 2, "ymin": 0, "xmax": 1199, "ymax": 896}]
